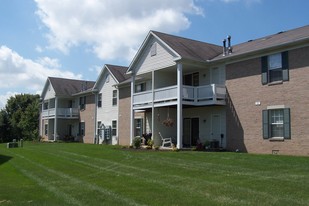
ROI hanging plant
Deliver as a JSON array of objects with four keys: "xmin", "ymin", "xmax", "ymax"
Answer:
[{"xmin": 162, "ymin": 107, "xmax": 174, "ymax": 127}]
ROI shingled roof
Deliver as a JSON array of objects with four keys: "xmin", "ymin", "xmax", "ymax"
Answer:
[
  {"xmin": 152, "ymin": 31, "xmax": 222, "ymax": 62},
  {"xmin": 106, "ymin": 64, "xmax": 130, "ymax": 83},
  {"xmin": 212, "ymin": 25, "xmax": 309, "ymax": 61},
  {"xmin": 49, "ymin": 77, "xmax": 95, "ymax": 97}
]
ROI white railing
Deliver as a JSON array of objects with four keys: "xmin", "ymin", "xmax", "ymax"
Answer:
[
  {"xmin": 133, "ymin": 84, "xmax": 226, "ymax": 107},
  {"xmin": 154, "ymin": 85, "xmax": 177, "ymax": 102},
  {"xmin": 42, "ymin": 108, "xmax": 79, "ymax": 118},
  {"xmin": 133, "ymin": 91, "xmax": 152, "ymax": 105}
]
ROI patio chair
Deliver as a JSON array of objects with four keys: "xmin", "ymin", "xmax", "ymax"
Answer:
[{"xmin": 159, "ymin": 132, "xmax": 172, "ymax": 148}]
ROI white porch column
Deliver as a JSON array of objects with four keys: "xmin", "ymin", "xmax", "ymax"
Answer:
[
  {"xmin": 151, "ymin": 70, "xmax": 155, "ymax": 140},
  {"xmin": 130, "ymin": 75, "xmax": 135, "ymax": 145},
  {"xmin": 177, "ymin": 63, "xmax": 183, "ymax": 149},
  {"xmin": 41, "ymin": 100, "xmax": 44, "ymax": 137},
  {"xmin": 54, "ymin": 97, "xmax": 58, "ymax": 141}
]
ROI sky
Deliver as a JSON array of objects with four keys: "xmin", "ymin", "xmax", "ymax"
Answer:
[{"xmin": 0, "ymin": 0, "xmax": 308, "ymax": 109}]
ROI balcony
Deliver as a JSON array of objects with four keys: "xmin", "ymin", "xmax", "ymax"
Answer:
[
  {"xmin": 133, "ymin": 84, "xmax": 226, "ymax": 109},
  {"xmin": 42, "ymin": 108, "xmax": 79, "ymax": 119}
]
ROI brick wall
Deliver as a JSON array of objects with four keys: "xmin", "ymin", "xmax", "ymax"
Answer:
[
  {"xmin": 225, "ymin": 46, "xmax": 309, "ymax": 156},
  {"xmin": 118, "ymin": 86, "xmax": 131, "ymax": 145},
  {"xmin": 80, "ymin": 94, "xmax": 96, "ymax": 144}
]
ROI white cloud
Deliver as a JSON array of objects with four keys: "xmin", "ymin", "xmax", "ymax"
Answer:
[
  {"xmin": 34, "ymin": 0, "xmax": 204, "ymax": 62},
  {"xmin": 0, "ymin": 45, "xmax": 82, "ymax": 108},
  {"xmin": 0, "ymin": 91, "xmax": 19, "ymax": 109}
]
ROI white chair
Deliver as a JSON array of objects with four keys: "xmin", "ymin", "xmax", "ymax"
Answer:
[{"xmin": 159, "ymin": 132, "xmax": 172, "ymax": 148}]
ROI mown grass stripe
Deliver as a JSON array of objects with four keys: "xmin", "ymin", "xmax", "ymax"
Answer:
[
  {"xmin": 36, "ymin": 148, "xmax": 303, "ymax": 205},
  {"xmin": 10, "ymin": 163, "xmax": 83, "ymax": 206},
  {"xmin": 11, "ymin": 152, "xmax": 146, "ymax": 206}
]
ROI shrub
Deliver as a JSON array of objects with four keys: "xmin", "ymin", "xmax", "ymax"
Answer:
[
  {"xmin": 147, "ymin": 139, "xmax": 154, "ymax": 148},
  {"xmin": 133, "ymin": 137, "xmax": 141, "ymax": 149}
]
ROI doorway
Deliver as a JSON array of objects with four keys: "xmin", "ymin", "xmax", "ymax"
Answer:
[
  {"xmin": 211, "ymin": 114, "xmax": 221, "ymax": 140},
  {"xmin": 183, "ymin": 117, "xmax": 199, "ymax": 147}
]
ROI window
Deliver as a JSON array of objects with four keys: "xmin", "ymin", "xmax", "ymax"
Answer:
[
  {"xmin": 261, "ymin": 51, "xmax": 289, "ymax": 84},
  {"xmin": 44, "ymin": 124, "xmax": 48, "ymax": 135},
  {"xmin": 112, "ymin": 90, "xmax": 117, "ymax": 106},
  {"xmin": 79, "ymin": 96, "xmax": 86, "ymax": 110},
  {"xmin": 183, "ymin": 72, "xmax": 199, "ymax": 86},
  {"xmin": 112, "ymin": 120, "xmax": 117, "ymax": 136},
  {"xmin": 79, "ymin": 122, "xmax": 85, "ymax": 136},
  {"xmin": 150, "ymin": 43, "xmax": 157, "ymax": 56},
  {"xmin": 135, "ymin": 82, "xmax": 146, "ymax": 93},
  {"xmin": 98, "ymin": 93, "xmax": 102, "ymax": 108},
  {"xmin": 43, "ymin": 102, "xmax": 48, "ymax": 110},
  {"xmin": 262, "ymin": 108, "xmax": 290, "ymax": 139}
]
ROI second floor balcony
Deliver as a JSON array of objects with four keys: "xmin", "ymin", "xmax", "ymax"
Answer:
[
  {"xmin": 133, "ymin": 84, "xmax": 226, "ymax": 109},
  {"xmin": 42, "ymin": 108, "xmax": 79, "ymax": 119}
]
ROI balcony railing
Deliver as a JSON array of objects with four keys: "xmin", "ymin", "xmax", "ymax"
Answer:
[
  {"xmin": 42, "ymin": 108, "xmax": 79, "ymax": 119},
  {"xmin": 133, "ymin": 84, "xmax": 226, "ymax": 108}
]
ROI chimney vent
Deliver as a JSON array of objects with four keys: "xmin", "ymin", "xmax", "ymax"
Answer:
[
  {"xmin": 222, "ymin": 39, "xmax": 227, "ymax": 56},
  {"xmin": 227, "ymin": 35, "xmax": 233, "ymax": 54}
]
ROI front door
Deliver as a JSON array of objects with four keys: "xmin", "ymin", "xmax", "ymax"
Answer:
[{"xmin": 183, "ymin": 118, "xmax": 199, "ymax": 147}]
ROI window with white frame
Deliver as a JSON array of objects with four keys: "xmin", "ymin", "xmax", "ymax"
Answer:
[
  {"xmin": 270, "ymin": 109, "xmax": 284, "ymax": 137},
  {"xmin": 112, "ymin": 120, "xmax": 117, "ymax": 136},
  {"xmin": 43, "ymin": 102, "xmax": 48, "ymax": 110},
  {"xmin": 135, "ymin": 82, "xmax": 146, "ymax": 93},
  {"xmin": 79, "ymin": 122, "xmax": 85, "ymax": 136},
  {"xmin": 112, "ymin": 90, "xmax": 117, "ymax": 106},
  {"xmin": 261, "ymin": 51, "xmax": 289, "ymax": 84},
  {"xmin": 262, "ymin": 108, "xmax": 290, "ymax": 139}
]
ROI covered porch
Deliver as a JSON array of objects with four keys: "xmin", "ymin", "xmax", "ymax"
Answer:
[
  {"xmin": 130, "ymin": 62, "xmax": 226, "ymax": 149},
  {"xmin": 134, "ymin": 105, "xmax": 226, "ymax": 149}
]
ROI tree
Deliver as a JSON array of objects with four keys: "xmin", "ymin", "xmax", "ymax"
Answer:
[
  {"xmin": 0, "ymin": 109, "xmax": 9, "ymax": 143},
  {"xmin": 2, "ymin": 94, "xmax": 40, "ymax": 141}
]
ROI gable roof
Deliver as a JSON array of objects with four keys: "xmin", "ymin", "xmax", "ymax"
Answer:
[
  {"xmin": 212, "ymin": 25, "xmax": 309, "ymax": 61},
  {"xmin": 93, "ymin": 64, "xmax": 129, "ymax": 90},
  {"xmin": 127, "ymin": 30, "xmax": 222, "ymax": 72},
  {"xmin": 48, "ymin": 77, "xmax": 95, "ymax": 97},
  {"xmin": 106, "ymin": 64, "xmax": 130, "ymax": 83},
  {"xmin": 152, "ymin": 31, "xmax": 222, "ymax": 62}
]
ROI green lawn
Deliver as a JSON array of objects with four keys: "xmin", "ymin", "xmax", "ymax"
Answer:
[{"xmin": 0, "ymin": 142, "xmax": 308, "ymax": 206}]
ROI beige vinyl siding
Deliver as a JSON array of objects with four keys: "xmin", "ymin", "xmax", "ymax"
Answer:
[{"xmin": 135, "ymin": 37, "xmax": 177, "ymax": 75}]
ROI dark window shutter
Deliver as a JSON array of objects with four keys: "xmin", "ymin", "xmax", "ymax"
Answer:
[
  {"xmin": 261, "ymin": 56, "xmax": 268, "ymax": 85},
  {"xmin": 283, "ymin": 108, "xmax": 291, "ymax": 139},
  {"xmin": 262, "ymin": 110, "xmax": 269, "ymax": 139},
  {"xmin": 282, "ymin": 51, "xmax": 289, "ymax": 81}
]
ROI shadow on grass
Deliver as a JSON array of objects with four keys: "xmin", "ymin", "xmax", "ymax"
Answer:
[{"xmin": 0, "ymin": 154, "xmax": 13, "ymax": 166}]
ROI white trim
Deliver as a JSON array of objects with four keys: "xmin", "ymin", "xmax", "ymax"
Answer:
[{"xmin": 267, "ymin": 105, "xmax": 285, "ymax": 109}]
